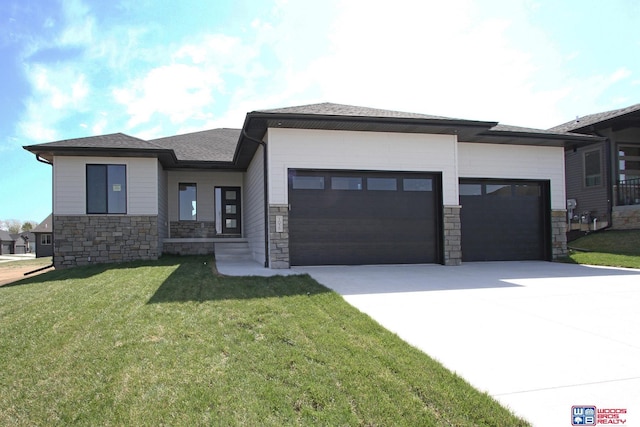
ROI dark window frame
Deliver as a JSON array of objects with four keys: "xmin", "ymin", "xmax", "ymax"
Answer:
[
  {"xmin": 86, "ymin": 164, "xmax": 127, "ymax": 214},
  {"xmin": 584, "ymin": 149, "xmax": 602, "ymax": 188},
  {"xmin": 40, "ymin": 234, "xmax": 52, "ymax": 245},
  {"xmin": 179, "ymin": 183, "xmax": 198, "ymax": 221}
]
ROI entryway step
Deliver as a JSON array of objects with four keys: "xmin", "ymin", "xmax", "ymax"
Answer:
[{"xmin": 214, "ymin": 240, "xmax": 252, "ymax": 261}]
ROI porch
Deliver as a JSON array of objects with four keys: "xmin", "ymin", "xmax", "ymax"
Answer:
[{"xmin": 163, "ymin": 237, "xmax": 251, "ymax": 259}]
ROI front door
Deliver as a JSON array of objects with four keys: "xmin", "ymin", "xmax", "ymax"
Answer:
[{"xmin": 218, "ymin": 187, "xmax": 241, "ymax": 235}]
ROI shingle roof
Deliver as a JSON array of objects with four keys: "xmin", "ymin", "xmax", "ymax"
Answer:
[
  {"xmin": 32, "ymin": 214, "xmax": 53, "ymax": 233},
  {"xmin": 151, "ymin": 128, "xmax": 240, "ymax": 162},
  {"xmin": 256, "ymin": 102, "xmax": 459, "ymax": 121},
  {"xmin": 26, "ymin": 133, "xmax": 161, "ymax": 150},
  {"xmin": 549, "ymin": 103, "xmax": 640, "ymax": 133},
  {"xmin": 490, "ymin": 123, "xmax": 587, "ymax": 136},
  {"xmin": 0, "ymin": 230, "xmax": 14, "ymax": 242}
]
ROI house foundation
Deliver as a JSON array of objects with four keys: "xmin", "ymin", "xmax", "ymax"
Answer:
[{"xmin": 53, "ymin": 215, "xmax": 159, "ymax": 269}]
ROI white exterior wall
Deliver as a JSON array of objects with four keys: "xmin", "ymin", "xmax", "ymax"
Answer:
[
  {"xmin": 267, "ymin": 128, "xmax": 459, "ymax": 205},
  {"xmin": 458, "ymin": 142, "xmax": 566, "ymax": 209},
  {"xmin": 53, "ymin": 156, "xmax": 158, "ymax": 215},
  {"xmin": 244, "ymin": 144, "xmax": 266, "ymax": 263},
  {"xmin": 166, "ymin": 170, "xmax": 243, "ymax": 222}
]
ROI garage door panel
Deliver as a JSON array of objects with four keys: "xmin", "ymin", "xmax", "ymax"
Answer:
[
  {"xmin": 289, "ymin": 170, "xmax": 440, "ymax": 266},
  {"xmin": 460, "ymin": 180, "xmax": 549, "ymax": 261}
]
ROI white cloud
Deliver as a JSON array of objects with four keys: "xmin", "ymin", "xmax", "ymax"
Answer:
[{"xmin": 113, "ymin": 63, "xmax": 222, "ymax": 128}]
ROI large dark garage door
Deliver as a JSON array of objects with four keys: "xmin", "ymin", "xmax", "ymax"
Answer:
[
  {"xmin": 459, "ymin": 180, "xmax": 551, "ymax": 261},
  {"xmin": 289, "ymin": 170, "xmax": 442, "ymax": 266}
]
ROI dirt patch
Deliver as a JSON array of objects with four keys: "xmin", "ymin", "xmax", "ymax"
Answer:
[{"xmin": 0, "ymin": 265, "xmax": 54, "ymax": 287}]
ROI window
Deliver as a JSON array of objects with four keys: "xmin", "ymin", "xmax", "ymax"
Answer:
[
  {"xmin": 331, "ymin": 177, "xmax": 362, "ymax": 190},
  {"xmin": 292, "ymin": 176, "xmax": 325, "ymax": 190},
  {"xmin": 459, "ymin": 184, "xmax": 482, "ymax": 196},
  {"xmin": 40, "ymin": 234, "xmax": 52, "ymax": 245},
  {"xmin": 86, "ymin": 164, "xmax": 127, "ymax": 214},
  {"xmin": 584, "ymin": 150, "xmax": 602, "ymax": 187},
  {"xmin": 618, "ymin": 145, "xmax": 640, "ymax": 181},
  {"xmin": 179, "ymin": 183, "xmax": 197, "ymax": 220},
  {"xmin": 403, "ymin": 178, "xmax": 432, "ymax": 192},
  {"xmin": 486, "ymin": 184, "xmax": 511, "ymax": 196},
  {"xmin": 367, "ymin": 177, "xmax": 397, "ymax": 191}
]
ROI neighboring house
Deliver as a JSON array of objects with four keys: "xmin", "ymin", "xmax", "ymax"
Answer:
[
  {"xmin": 24, "ymin": 102, "xmax": 597, "ymax": 269},
  {"xmin": 11, "ymin": 232, "xmax": 34, "ymax": 254},
  {"xmin": 0, "ymin": 230, "xmax": 15, "ymax": 255},
  {"xmin": 551, "ymin": 103, "xmax": 640, "ymax": 231},
  {"xmin": 32, "ymin": 214, "xmax": 53, "ymax": 258}
]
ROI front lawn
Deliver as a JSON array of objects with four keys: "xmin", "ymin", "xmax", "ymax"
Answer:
[
  {"xmin": 0, "ymin": 256, "xmax": 528, "ymax": 426},
  {"xmin": 568, "ymin": 229, "xmax": 640, "ymax": 268}
]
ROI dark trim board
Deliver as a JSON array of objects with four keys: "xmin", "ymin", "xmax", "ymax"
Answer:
[
  {"xmin": 459, "ymin": 179, "xmax": 551, "ymax": 261},
  {"xmin": 288, "ymin": 169, "xmax": 443, "ymax": 266}
]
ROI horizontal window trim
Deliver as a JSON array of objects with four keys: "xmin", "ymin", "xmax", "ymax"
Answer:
[{"xmin": 288, "ymin": 169, "xmax": 440, "ymax": 193}]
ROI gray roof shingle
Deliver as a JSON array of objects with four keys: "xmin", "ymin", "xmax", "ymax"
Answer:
[
  {"xmin": 256, "ymin": 102, "xmax": 459, "ymax": 121},
  {"xmin": 25, "ymin": 133, "xmax": 161, "ymax": 150},
  {"xmin": 549, "ymin": 103, "xmax": 640, "ymax": 133},
  {"xmin": 32, "ymin": 214, "xmax": 53, "ymax": 233},
  {"xmin": 151, "ymin": 128, "xmax": 240, "ymax": 162}
]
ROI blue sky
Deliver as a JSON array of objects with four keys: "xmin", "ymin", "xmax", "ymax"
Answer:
[{"xmin": 1, "ymin": 0, "xmax": 639, "ymax": 223}]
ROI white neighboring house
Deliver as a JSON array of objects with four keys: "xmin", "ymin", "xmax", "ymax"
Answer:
[{"xmin": 24, "ymin": 103, "xmax": 598, "ymax": 269}]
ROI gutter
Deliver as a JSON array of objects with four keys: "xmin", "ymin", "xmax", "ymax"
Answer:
[
  {"xmin": 241, "ymin": 129, "xmax": 270, "ymax": 268},
  {"xmin": 25, "ymin": 155, "xmax": 55, "ymax": 275}
]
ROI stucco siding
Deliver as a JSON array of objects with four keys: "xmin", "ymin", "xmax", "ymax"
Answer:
[
  {"xmin": 458, "ymin": 143, "xmax": 566, "ymax": 210},
  {"xmin": 167, "ymin": 170, "xmax": 243, "ymax": 222},
  {"xmin": 244, "ymin": 144, "xmax": 266, "ymax": 264},
  {"xmin": 267, "ymin": 128, "xmax": 458, "ymax": 205},
  {"xmin": 53, "ymin": 156, "xmax": 158, "ymax": 215}
]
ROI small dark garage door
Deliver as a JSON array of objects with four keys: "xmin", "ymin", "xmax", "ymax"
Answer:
[
  {"xmin": 288, "ymin": 170, "xmax": 442, "ymax": 266},
  {"xmin": 460, "ymin": 180, "xmax": 551, "ymax": 261}
]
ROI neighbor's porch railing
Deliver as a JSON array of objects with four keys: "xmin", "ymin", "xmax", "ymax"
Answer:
[{"xmin": 615, "ymin": 178, "xmax": 640, "ymax": 206}]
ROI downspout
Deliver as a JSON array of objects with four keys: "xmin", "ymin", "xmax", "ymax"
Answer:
[
  {"xmin": 25, "ymin": 154, "xmax": 55, "ymax": 275},
  {"xmin": 242, "ymin": 130, "xmax": 270, "ymax": 268}
]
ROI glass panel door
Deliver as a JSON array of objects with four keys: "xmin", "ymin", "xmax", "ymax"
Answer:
[{"xmin": 217, "ymin": 187, "xmax": 241, "ymax": 235}]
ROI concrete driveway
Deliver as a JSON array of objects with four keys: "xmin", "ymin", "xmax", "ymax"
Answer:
[{"xmin": 293, "ymin": 261, "xmax": 640, "ymax": 426}]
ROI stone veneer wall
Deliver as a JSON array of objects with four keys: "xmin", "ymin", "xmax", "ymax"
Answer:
[
  {"xmin": 443, "ymin": 205, "xmax": 462, "ymax": 266},
  {"xmin": 269, "ymin": 205, "xmax": 289, "ymax": 269},
  {"xmin": 163, "ymin": 240, "xmax": 214, "ymax": 256},
  {"xmin": 53, "ymin": 215, "xmax": 158, "ymax": 269},
  {"xmin": 169, "ymin": 221, "xmax": 217, "ymax": 238},
  {"xmin": 551, "ymin": 210, "xmax": 568, "ymax": 260},
  {"xmin": 611, "ymin": 205, "xmax": 640, "ymax": 230}
]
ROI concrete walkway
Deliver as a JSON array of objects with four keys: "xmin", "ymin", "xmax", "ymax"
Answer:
[{"xmin": 217, "ymin": 260, "xmax": 640, "ymax": 426}]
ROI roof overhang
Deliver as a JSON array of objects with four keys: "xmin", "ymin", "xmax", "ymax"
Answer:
[
  {"xmin": 465, "ymin": 129, "xmax": 603, "ymax": 147},
  {"xmin": 235, "ymin": 111, "xmax": 500, "ymax": 161}
]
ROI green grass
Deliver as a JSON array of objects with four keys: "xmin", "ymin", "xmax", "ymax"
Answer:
[
  {"xmin": 0, "ymin": 256, "xmax": 53, "ymax": 269},
  {"xmin": 568, "ymin": 229, "xmax": 640, "ymax": 268},
  {"xmin": 0, "ymin": 256, "xmax": 528, "ymax": 426}
]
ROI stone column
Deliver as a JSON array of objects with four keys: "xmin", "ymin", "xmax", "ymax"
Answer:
[
  {"xmin": 443, "ymin": 205, "xmax": 462, "ymax": 266},
  {"xmin": 268, "ymin": 205, "xmax": 290, "ymax": 268},
  {"xmin": 551, "ymin": 210, "xmax": 568, "ymax": 259}
]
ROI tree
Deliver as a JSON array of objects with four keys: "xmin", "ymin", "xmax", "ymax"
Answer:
[
  {"xmin": 22, "ymin": 222, "xmax": 36, "ymax": 232},
  {"xmin": 5, "ymin": 219, "xmax": 22, "ymax": 234}
]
